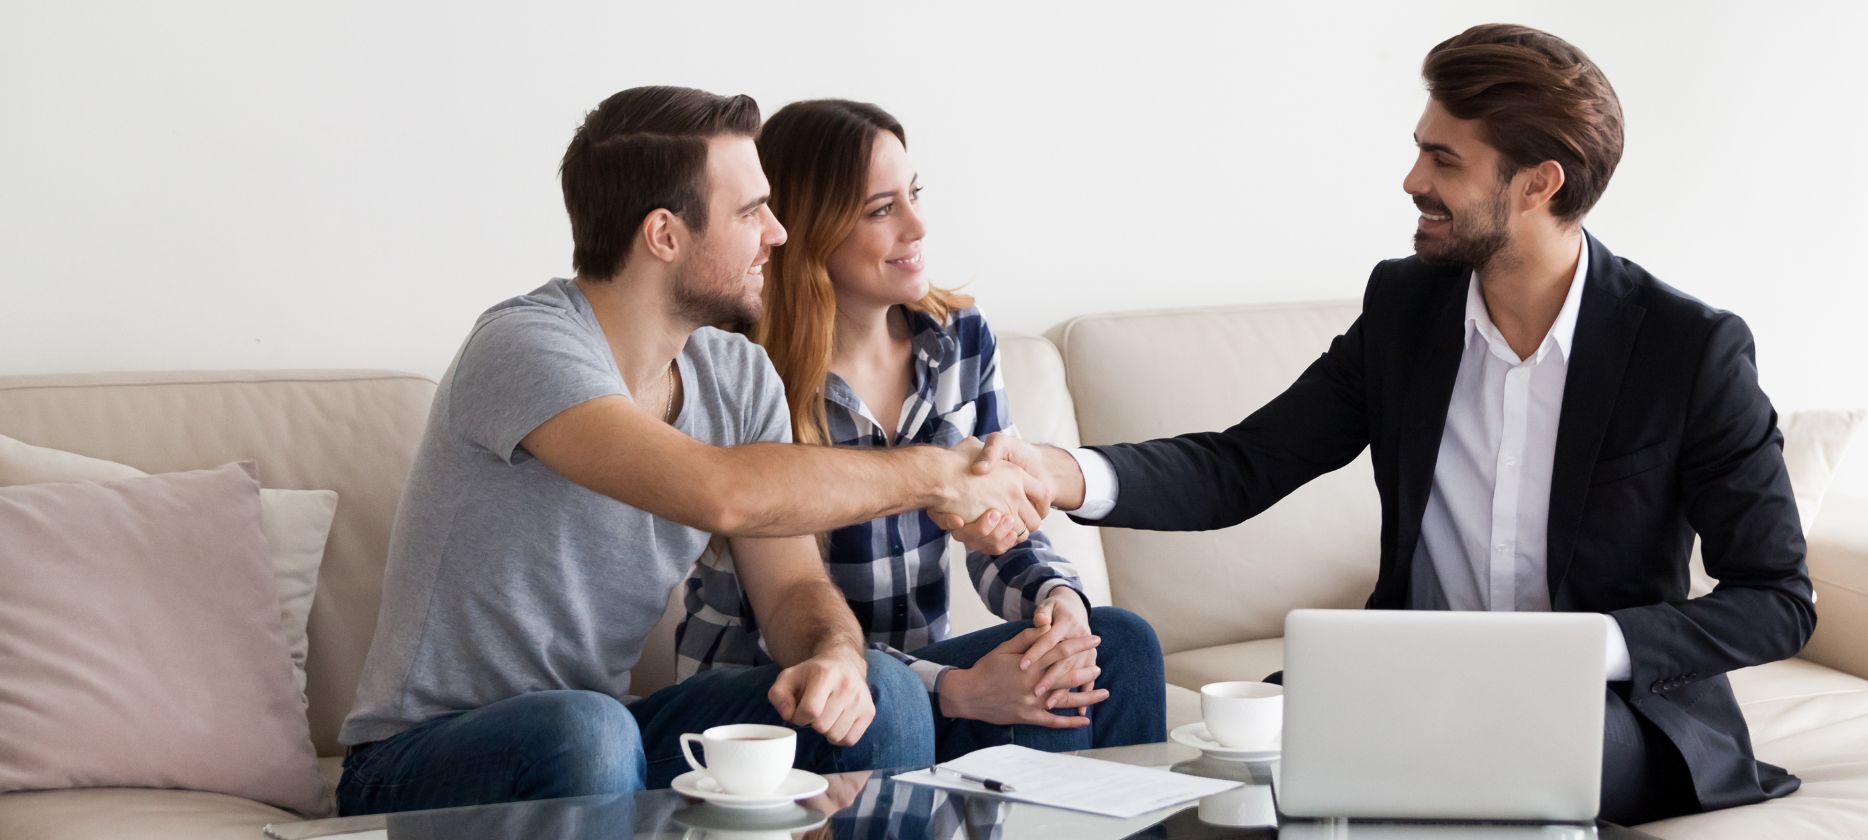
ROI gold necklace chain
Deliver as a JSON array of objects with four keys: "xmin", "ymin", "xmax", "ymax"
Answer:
[{"xmin": 661, "ymin": 362, "xmax": 676, "ymax": 423}]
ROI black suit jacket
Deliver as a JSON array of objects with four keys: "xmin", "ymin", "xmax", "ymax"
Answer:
[{"xmin": 1084, "ymin": 233, "xmax": 1816, "ymax": 811}]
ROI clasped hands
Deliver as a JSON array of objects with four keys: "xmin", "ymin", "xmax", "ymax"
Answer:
[
  {"xmin": 940, "ymin": 586, "xmax": 1108, "ymax": 727},
  {"xmin": 929, "ymin": 433, "xmax": 1060, "ymax": 556}
]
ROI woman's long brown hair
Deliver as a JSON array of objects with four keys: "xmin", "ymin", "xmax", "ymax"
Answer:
[{"xmin": 752, "ymin": 100, "xmax": 971, "ymax": 446}]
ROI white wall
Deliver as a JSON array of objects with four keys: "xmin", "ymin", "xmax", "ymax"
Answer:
[{"xmin": 3, "ymin": 1, "xmax": 1863, "ymax": 412}]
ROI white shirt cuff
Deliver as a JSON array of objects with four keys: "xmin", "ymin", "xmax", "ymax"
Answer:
[
  {"xmin": 1066, "ymin": 447, "xmax": 1120, "ymax": 520},
  {"xmin": 1604, "ymin": 617, "xmax": 1632, "ymax": 682}
]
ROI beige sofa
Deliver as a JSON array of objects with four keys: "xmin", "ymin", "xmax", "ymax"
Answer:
[{"xmin": 1, "ymin": 301, "xmax": 1864, "ymax": 839}]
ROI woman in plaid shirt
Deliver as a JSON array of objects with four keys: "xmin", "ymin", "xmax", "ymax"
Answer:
[{"xmin": 675, "ymin": 99, "xmax": 1165, "ymax": 761}]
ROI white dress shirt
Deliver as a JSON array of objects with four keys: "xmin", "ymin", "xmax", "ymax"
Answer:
[{"xmin": 1067, "ymin": 238, "xmax": 1631, "ymax": 680}]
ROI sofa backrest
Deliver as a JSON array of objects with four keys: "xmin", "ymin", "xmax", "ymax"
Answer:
[
  {"xmin": 1050, "ymin": 301, "xmax": 1380, "ymax": 655},
  {"xmin": 0, "ymin": 370, "xmax": 435, "ymax": 758}
]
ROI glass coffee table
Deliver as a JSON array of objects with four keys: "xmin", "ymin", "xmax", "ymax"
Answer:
[{"xmin": 267, "ymin": 741, "xmax": 1662, "ymax": 839}]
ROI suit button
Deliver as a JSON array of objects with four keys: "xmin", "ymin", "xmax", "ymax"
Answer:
[{"xmin": 1651, "ymin": 680, "xmax": 1667, "ymax": 694}]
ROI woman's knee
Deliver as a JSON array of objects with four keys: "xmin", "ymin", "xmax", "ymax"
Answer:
[
  {"xmin": 1089, "ymin": 608, "xmax": 1163, "ymax": 662},
  {"xmin": 862, "ymin": 650, "xmax": 930, "ymax": 711}
]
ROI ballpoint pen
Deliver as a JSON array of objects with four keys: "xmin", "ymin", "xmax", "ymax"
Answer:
[{"xmin": 932, "ymin": 765, "xmax": 1017, "ymax": 793}]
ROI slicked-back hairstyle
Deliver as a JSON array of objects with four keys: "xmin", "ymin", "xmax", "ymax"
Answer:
[
  {"xmin": 560, "ymin": 86, "xmax": 761, "ymax": 280},
  {"xmin": 1423, "ymin": 24, "xmax": 1624, "ymax": 224}
]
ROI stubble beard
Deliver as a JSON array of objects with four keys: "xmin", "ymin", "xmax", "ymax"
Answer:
[
  {"xmin": 672, "ymin": 249, "xmax": 764, "ymax": 328},
  {"xmin": 1414, "ymin": 184, "xmax": 1514, "ymax": 272}
]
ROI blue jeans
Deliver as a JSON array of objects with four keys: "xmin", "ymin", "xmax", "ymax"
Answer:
[
  {"xmin": 336, "ymin": 650, "xmax": 934, "ymax": 815},
  {"xmin": 912, "ymin": 606, "xmax": 1166, "ymax": 762}
]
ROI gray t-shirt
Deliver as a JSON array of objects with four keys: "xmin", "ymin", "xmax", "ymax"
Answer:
[{"xmin": 340, "ymin": 278, "xmax": 790, "ymax": 746}]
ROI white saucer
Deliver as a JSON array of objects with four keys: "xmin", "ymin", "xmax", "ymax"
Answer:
[
  {"xmin": 1171, "ymin": 721, "xmax": 1281, "ymax": 762},
  {"xmin": 672, "ymin": 802, "xmax": 829, "ymax": 833},
  {"xmin": 671, "ymin": 768, "xmax": 830, "ymax": 810}
]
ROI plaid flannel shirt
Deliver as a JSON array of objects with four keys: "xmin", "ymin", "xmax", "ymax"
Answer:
[{"xmin": 675, "ymin": 306, "xmax": 1085, "ymax": 695}]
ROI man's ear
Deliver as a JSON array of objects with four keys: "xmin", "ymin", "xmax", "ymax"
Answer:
[
  {"xmin": 639, "ymin": 208, "xmax": 686, "ymax": 265},
  {"xmin": 1519, "ymin": 160, "xmax": 1567, "ymax": 213}
]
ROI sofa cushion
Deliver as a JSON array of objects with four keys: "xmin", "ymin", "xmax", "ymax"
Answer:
[
  {"xmin": 1781, "ymin": 410, "xmax": 1866, "ymax": 534},
  {"xmin": 0, "ymin": 371, "xmax": 436, "ymax": 757},
  {"xmin": 0, "ymin": 787, "xmax": 298, "ymax": 840},
  {"xmin": 1638, "ymin": 657, "xmax": 1868, "ymax": 838},
  {"xmin": 0, "ymin": 463, "xmax": 328, "ymax": 816},
  {"xmin": 0, "ymin": 433, "xmax": 338, "ymax": 700},
  {"xmin": 1162, "ymin": 638, "xmax": 1286, "ymax": 692}
]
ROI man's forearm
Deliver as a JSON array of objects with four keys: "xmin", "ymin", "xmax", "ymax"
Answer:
[
  {"xmin": 711, "ymin": 443, "xmax": 957, "ymax": 537},
  {"xmin": 523, "ymin": 397, "xmax": 963, "ymax": 538},
  {"xmin": 762, "ymin": 578, "xmax": 869, "ymax": 667}
]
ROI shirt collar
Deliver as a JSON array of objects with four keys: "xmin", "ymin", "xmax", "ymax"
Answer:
[
  {"xmin": 1463, "ymin": 236, "xmax": 1589, "ymax": 363},
  {"xmin": 822, "ymin": 306, "xmax": 958, "ymax": 426},
  {"xmin": 903, "ymin": 306, "xmax": 956, "ymax": 371}
]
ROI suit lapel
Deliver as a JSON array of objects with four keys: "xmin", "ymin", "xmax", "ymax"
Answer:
[
  {"xmin": 1546, "ymin": 233, "xmax": 1645, "ymax": 602},
  {"xmin": 1391, "ymin": 273, "xmax": 1469, "ymax": 602}
]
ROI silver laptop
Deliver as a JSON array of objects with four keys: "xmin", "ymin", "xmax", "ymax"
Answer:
[{"xmin": 1277, "ymin": 609, "xmax": 1610, "ymax": 822}]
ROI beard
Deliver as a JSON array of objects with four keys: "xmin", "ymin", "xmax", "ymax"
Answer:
[
  {"xmin": 1413, "ymin": 184, "xmax": 1513, "ymax": 270},
  {"xmin": 672, "ymin": 247, "xmax": 765, "ymax": 328}
]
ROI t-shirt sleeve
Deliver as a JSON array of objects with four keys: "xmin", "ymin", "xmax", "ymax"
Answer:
[
  {"xmin": 447, "ymin": 310, "xmax": 624, "ymax": 464},
  {"xmin": 739, "ymin": 342, "xmax": 794, "ymax": 446}
]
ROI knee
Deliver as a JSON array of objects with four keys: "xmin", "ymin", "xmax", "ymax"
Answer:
[
  {"xmin": 863, "ymin": 651, "xmax": 933, "ymax": 724},
  {"xmin": 856, "ymin": 652, "xmax": 935, "ymax": 761},
  {"xmin": 508, "ymin": 690, "xmax": 644, "ymax": 797},
  {"xmin": 1089, "ymin": 607, "xmax": 1164, "ymax": 664}
]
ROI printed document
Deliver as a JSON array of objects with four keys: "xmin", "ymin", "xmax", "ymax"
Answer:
[{"xmin": 891, "ymin": 744, "xmax": 1242, "ymax": 819}]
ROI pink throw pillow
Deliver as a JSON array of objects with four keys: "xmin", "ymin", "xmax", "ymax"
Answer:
[{"xmin": 0, "ymin": 462, "xmax": 329, "ymax": 816}]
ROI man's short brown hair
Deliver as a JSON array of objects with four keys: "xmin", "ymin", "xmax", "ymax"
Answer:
[
  {"xmin": 560, "ymin": 86, "xmax": 761, "ymax": 279},
  {"xmin": 1424, "ymin": 24, "xmax": 1624, "ymax": 224}
]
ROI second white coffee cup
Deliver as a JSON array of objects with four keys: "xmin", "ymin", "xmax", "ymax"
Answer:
[
  {"xmin": 1200, "ymin": 681, "xmax": 1283, "ymax": 749},
  {"xmin": 679, "ymin": 723, "xmax": 796, "ymax": 795}
]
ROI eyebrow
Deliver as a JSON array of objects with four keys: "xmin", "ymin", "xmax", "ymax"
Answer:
[
  {"xmin": 1414, "ymin": 135, "xmax": 1462, "ymax": 159},
  {"xmin": 735, "ymin": 194, "xmax": 769, "ymax": 215},
  {"xmin": 864, "ymin": 175, "xmax": 921, "ymax": 205}
]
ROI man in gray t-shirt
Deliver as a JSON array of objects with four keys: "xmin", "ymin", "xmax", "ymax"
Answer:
[
  {"xmin": 336, "ymin": 87, "xmax": 1052, "ymax": 816},
  {"xmin": 341, "ymin": 278, "xmax": 800, "ymax": 747}
]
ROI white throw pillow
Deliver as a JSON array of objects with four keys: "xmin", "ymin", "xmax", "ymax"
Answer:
[{"xmin": 0, "ymin": 434, "xmax": 338, "ymax": 698}]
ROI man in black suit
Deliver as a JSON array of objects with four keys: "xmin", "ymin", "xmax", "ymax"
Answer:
[{"xmin": 948, "ymin": 24, "xmax": 1816, "ymax": 825}]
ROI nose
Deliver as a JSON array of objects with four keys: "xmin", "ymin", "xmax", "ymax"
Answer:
[
  {"xmin": 1402, "ymin": 155, "xmax": 1431, "ymax": 197},
  {"xmin": 761, "ymin": 205, "xmax": 787, "ymax": 247},
  {"xmin": 899, "ymin": 196, "xmax": 928, "ymax": 243}
]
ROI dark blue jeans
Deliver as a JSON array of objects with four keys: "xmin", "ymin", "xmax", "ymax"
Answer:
[
  {"xmin": 912, "ymin": 606, "xmax": 1166, "ymax": 762},
  {"xmin": 336, "ymin": 650, "xmax": 935, "ymax": 815}
]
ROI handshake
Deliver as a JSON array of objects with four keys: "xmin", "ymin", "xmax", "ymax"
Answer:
[{"xmin": 927, "ymin": 433, "xmax": 1080, "ymax": 556}]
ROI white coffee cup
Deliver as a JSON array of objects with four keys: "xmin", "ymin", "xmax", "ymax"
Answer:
[
  {"xmin": 1200, "ymin": 681, "xmax": 1283, "ymax": 749},
  {"xmin": 679, "ymin": 723, "xmax": 796, "ymax": 796}
]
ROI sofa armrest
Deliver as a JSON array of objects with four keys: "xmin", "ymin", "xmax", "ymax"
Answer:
[{"xmin": 1800, "ymin": 436, "xmax": 1868, "ymax": 680}]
